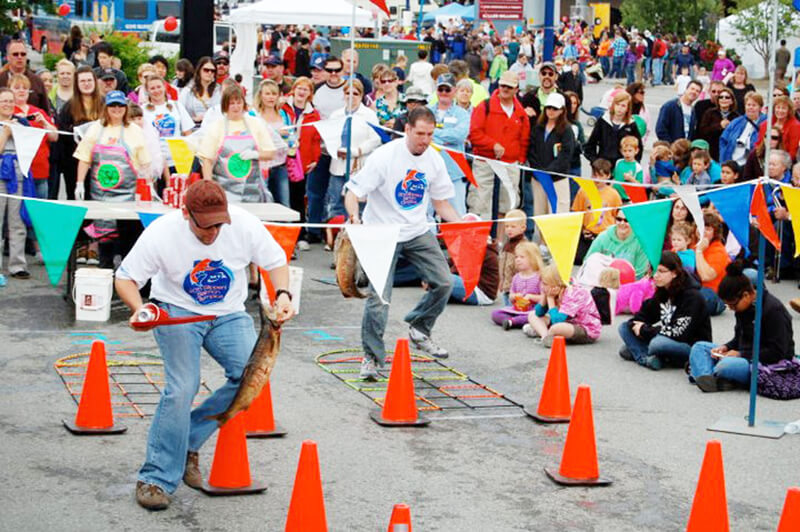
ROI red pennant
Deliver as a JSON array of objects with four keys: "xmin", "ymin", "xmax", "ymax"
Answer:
[
  {"xmin": 445, "ymin": 149, "xmax": 478, "ymax": 188},
  {"xmin": 439, "ymin": 221, "xmax": 492, "ymax": 300},
  {"xmin": 265, "ymin": 224, "xmax": 301, "ymax": 262},
  {"xmin": 369, "ymin": 0, "xmax": 390, "ymax": 15},
  {"xmin": 750, "ymin": 184, "xmax": 781, "ymax": 249},
  {"xmin": 622, "ymin": 184, "xmax": 648, "ymax": 204}
]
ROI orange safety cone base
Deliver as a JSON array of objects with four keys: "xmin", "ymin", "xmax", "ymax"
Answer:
[
  {"xmin": 544, "ymin": 467, "xmax": 612, "ymax": 487},
  {"xmin": 523, "ymin": 406, "xmax": 570, "ymax": 424},
  {"xmin": 200, "ymin": 481, "xmax": 267, "ymax": 496},
  {"xmin": 246, "ymin": 422, "xmax": 288, "ymax": 438},
  {"xmin": 62, "ymin": 419, "xmax": 127, "ymax": 435},
  {"xmin": 369, "ymin": 410, "xmax": 430, "ymax": 427}
]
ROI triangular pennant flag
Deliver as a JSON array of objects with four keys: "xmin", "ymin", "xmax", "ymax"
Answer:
[
  {"xmin": 165, "ymin": 138, "xmax": 195, "ymax": 175},
  {"xmin": 346, "ymin": 224, "xmax": 400, "ymax": 304},
  {"xmin": 439, "ymin": 220, "xmax": 492, "ymax": 299},
  {"xmin": 265, "ymin": 224, "xmax": 302, "ymax": 262},
  {"xmin": 534, "ymin": 213, "xmax": 583, "ymax": 283},
  {"xmin": 9, "ymin": 124, "xmax": 46, "ymax": 177},
  {"xmin": 573, "ymin": 177, "xmax": 601, "ymax": 226},
  {"xmin": 366, "ymin": 121, "xmax": 393, "ymax": 144},
  {"xmin": 313, "ymin": 117, "xmax": 347, "ymax": 154},
  {"xmin": 532, "ymin": 170, "xmax": 558, "ymax": 214},
  {"xmin": 487, "ymin": 159, "xmax": 519, "ymax": 208},
  {"xmin": 369, "ymin": 0, "xmax": 391, "ymax": 16},
  {"xmin": 622, "ymin": 200, "xmax": 672, "ymax": 270},
  {"xmin": 703, "ymin": 184, "xmax": 752, "ymax": 256},
  {"xmin": 781, "ymin": 186, "xmax": 800, "ymax": 257},
  {"xmin": 795, "ymin": 0, "xmax": 800, "ymax": 11},
  {"xmin": 24, "ymin": 199, "xmax": 87, "ymax": 285},
  {"xmin": 137, "ymin": 211, "xmax": 162, "ymax": 228},
  {"xmin": 750, "ymin": 183, "xmax": 781, "ymax": 250},
  {"xmin": 673, "ymin": 185, "xmax": 705, "ymax": 239},
  {"xmin": 444, "ymin": 149, "xmax": 477, "ymax": 188},
  {"xmin": 621, "ymin": 184, "xmax": 648, "ymax": 203}
]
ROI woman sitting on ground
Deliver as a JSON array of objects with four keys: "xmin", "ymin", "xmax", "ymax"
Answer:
[
  {"xmin": 618, "ymin": 251, "xmax": 711, "ymax": 371},
  {"xmin": 688, "ymin": 261, "xmax": 795, "ymax": 392},
  {"xmin": 584, "ymin": 209, "xmax": 650, "ymax": 279},
  {"xmin": 695, "ymin": 212, "xmax": 731, "ymax": 317}
]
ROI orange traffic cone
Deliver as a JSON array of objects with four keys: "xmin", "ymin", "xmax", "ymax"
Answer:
[
  {"xmin": 524, "ymin": 335, "xmax": 571, "ymax": 423},
  {"xmin": 244, "ymin": 380, "xmax": 287, "ymax": 438},
  {"xmin": 686, "ymin": 440, "xmax": 729, "ymax": 531},
  {"xmin": 778, "ymin": 487, "xmax": 800, "ymax": 532},
  {"xmin": 387, "ymin": 503, "xmax": 412, "ymax": 531},
  {"xmin": 201, "ymin": 411, "xmax": 266, "ymax": 495},
  {"xmin": 544, "ymin": 384, "xmax": 611, "ymax": 486},
  {"xmin": 369, "ymin": 338, "xmax": 430, "ymax": 427},
  {"xmin": 285, "ymin": 440, "xmax": 328, "ymax": 532},
  {"xmin": 62, "ymin": 340, "xmax": 126, "ymax": 435}
]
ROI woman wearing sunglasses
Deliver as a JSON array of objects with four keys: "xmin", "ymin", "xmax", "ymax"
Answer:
[
  {"xmin": 584, "ymin": 209, "xmax": 650, "ymax": 279},
  {"xmin": 756, "ymin": 95, "xmax": 800, "ymax": 161},
  {"xmin": 695, "ymin": 86, "xmax": 740, "ymax": 162},
  {"xmin": 179, "ymin": 56, "xmax": 221, "ymax": 128}
]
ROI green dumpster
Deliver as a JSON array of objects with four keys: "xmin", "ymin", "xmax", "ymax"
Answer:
[{"xmin": 330, "ymin": 38, "xmax": 431, "ymax": 78}]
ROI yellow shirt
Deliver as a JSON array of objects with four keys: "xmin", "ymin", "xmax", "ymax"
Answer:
[
  {"xmin": 572, "ymin": 185, "xmax": 622, "ymax": 234},
  {"xmin": 197, "ymin": 114, "xmax": 274, "ymax": 161},
  {"xmin": 73, "ymin": 121, "xmax": 151, "ymax": 173}
]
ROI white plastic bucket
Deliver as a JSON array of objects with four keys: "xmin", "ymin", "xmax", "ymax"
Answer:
[{"xmin": 73, "ymin": 268, "xmax": 114, "ymax": 322}]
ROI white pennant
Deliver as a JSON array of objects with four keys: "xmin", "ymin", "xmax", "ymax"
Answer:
[
  {"xmin": 346, "ymin": 224, "xmax": 400, "ymax": 305},
  {"xmin": 312, "ymin": 117, "xmax": 346, "ymax": 154},
  {"xmin": 9, "ymin": 123, "xmax": 46, "ymax": 177},
  {"xmin": 486, "ymin": 159, "xmax": 518, "ymax": 208},
  {"xmin": 673, "ymin": 185, "xmax": 705, "ymax": 241}
]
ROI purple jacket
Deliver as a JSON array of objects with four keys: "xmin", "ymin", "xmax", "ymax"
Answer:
[{"xmin": 711, "ymin": 58, "xmax": 735, "ymax": 81}]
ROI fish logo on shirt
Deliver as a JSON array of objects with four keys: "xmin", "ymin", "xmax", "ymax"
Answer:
[
  {"xmin": 394, "ymin": 169, "xmax": 428, "ymax": 210},
  {"xmin": 183, "ymin": 259, "xmax": 233, "ymax": 305}
]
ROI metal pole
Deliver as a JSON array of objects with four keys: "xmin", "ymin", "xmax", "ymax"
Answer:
[
  {"xmin": 344, "ymin": 0, "xmax": 357, "ymax": 186},
  {"xmin": 543, "ymin": 0, "xmax": 555, "ymax": 61},
  {"xmin": 416, "ymin": 0, "xmax": 425, "ymax": 41}
]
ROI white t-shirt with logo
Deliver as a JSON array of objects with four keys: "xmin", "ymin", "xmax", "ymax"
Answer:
[
  {"xmin": 116, "ymin": 205, "xmax": 286, "ymax": 315},
  {"xmin": 142, "ymin": 100, "xmax": 196, "ymax": 166},
  {"xmin": 345, "ymin": 138, "xmax": 454, "ymax": 242}
]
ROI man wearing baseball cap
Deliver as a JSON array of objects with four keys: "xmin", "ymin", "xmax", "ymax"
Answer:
[
  {"xmin": 520, "ymin": 61, "xmax": 562, "ymax": 121},
  {"xmin": 116, "ymin": 180, "xmax": 294, "ymax": 510},
  {"xmin": 392, "ymin": 86, "xmax": 428, "ymax": 135},
  {"xmin": 430, "ymin": 73, "xmax": 470, "ymax": 215},
  {"xmin": 261, "ymin": 54, "xmax": 293, "ymax": 95}
]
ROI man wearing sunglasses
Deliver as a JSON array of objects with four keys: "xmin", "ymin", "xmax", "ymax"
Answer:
[
  {"xmin": 313, "ymin": 56, "xmax": 347, "ymax": 120},
  {"xmin": 0, "ymin": 40, "xmax": 50, "ymax": 113},
  {"xmin": 520, "ymin": 61, "xmax": 561, "ymax": 121},
  {"xmin": 429, "ymin": 73, "xmax": 470, "ymax": 215}
]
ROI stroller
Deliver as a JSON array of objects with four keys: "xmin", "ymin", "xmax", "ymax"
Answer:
[{"xmin": 581, "ymin": 105, "xmax": 605, "ymax": 127}]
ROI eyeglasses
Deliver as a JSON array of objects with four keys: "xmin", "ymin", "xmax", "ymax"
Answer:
[
  {"xmin": 724, "ymin": 294, "xmax": 743, "ymax": 309},
  {"xmin": 718, "ymin": 95, "xmax": 732, "ymax": 100},
  {"xmin": 615, "ymin": 216, "xmax": 629, "ymax": 224},
  {"xmin": 325, "ymin": 67, "xmax": 343, "ymax": 73},
  {"xmin": 771, "ymin": 135, "xmax": 781, "ymax": 140},
  {"xmin": 188, "ymin": 209, "xmax": 222, "ymax": 230},
  {"xmin": 437, "ymin": 86, "xmax": 452, "ymax": 93},
  {"xmin": 637, "ymin": 90, "xmax": 645, "ymax": 94},
  {"xmin": 202, "ymin": 67, "xmax": 216, "ymax": 73},
  {"xmin": 499, "ymin": 84, "xmax": 516, "ymax": 89},
  {"xmin": 10, "ymin": 52, "xmax": 26, "ymax": 57},
  {"xmin": 540, "ymin": 70, "xmax": 556, "ymax": 77},
  {"xmin": 107, "ymin": 103, "xmax": 126, "ymax": 108},
  {"xmin": 380, "ymin": 78, "xmax": 396, "ymax": 84}
]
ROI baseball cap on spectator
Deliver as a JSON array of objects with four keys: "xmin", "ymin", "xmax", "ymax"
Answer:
[
  {"xmin": 185, "ymin": 180, "xmax": 231, "ymax": 228},
  {"xmin": 311, "ymin": 55, "xmax": 326, "ymax": 70},
  {"xmin": 436, "ymin": 73, "xmax": 456, "ymax": 88},
  {"xmin": 405, "ymin": 86, "xmax": 428, "ymax": 103},
  {"xmin": 498, "ymin": 71, "xmax": 519, "ymax": 88},
  {"xmin": 265, "ymin": 54, "xmax": 282, "ymax": 66},
  {"xmin": 544, "ymin": 92, "xmax": 566, "ymax": 109},
  {"xmin": 213, "ymin": 52, "xmax": 229, "ymax": 64},
  {"xmin": 105, "ymin": 90, "xmax": 127, "ymax": 106},
  {"xmin": 690, "ymin": 139, "xmax": 710, "ymax": 151},
  {"xmin": 540, "ymin": 62, "xmax": 557, "ymax": 75},
  {"xmin": 99, "ymin": 68, "xmax": 116, "ymax": 80}
]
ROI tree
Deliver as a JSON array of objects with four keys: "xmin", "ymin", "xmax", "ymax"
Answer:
[
  {"xmin": 621, "ymin": 0, "xmax": 720, "ymax": 39},
  {"xmin": 0, "ymin": 1, "xmax": 53, "ymax": 35},
  {"xmin": 729, "ymin": 0, "xmax": 800, "ymax": 76}
]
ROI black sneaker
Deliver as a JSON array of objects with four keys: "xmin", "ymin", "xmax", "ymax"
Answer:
[
  {"xmin": 695, "ymin": 375, "xmax": 719, "ymax": 393},
  {"xmin": 502, "ymin": 319, "xmax": 513, "ymax": 330},
  {"xmin": 10, "ymin": 271, "xmax": 30, "ymax": 279},
  {"xmin": 618, "ymin": 347, "xmax": 634, "ymax": 361}
]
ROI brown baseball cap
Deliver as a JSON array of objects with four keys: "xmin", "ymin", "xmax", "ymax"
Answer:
[{"xmin": 184, "ymin": 180, "xmax": 231, "ymax": 228}]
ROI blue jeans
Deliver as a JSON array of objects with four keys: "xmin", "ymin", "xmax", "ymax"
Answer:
[
  {"xmin": 521, "ymin": 171, "xmax": 535, "ymax": 240},
  {"xmin": 700, "ymin": 287, "xmax": 726, "ymax": 316},
  {"xmin": 306, "ymin": 154, "xmax": 331, "ymax": 238},
  {"xmin": 618, "ymin": 321, "xmax": 692, "ymax": 366},
  {"xmin": 643, "ymin": 56, "xmax": 652, "ymax": 79},
  {"xmin": 652, "ymin": 57, "xmax": 664, "ymax": 85},
  {"xmin": 611, "ymin": 56, "xmax": 624, "ymax": 78},
  {"xmin": 625, "ymin": 63, "xmax": 636, "ymax": 85},
  {"xmin": 34, "ymin": 179, "xmax": 48, "ymax": 199},
  {"xmin": 450, "ymin": 178, "xmax": 467, "ymax": 217},
  {"xmin": 600, "ymin": 56, "xmax": 610, "ymax": 75},
  {"xmin": 266, "ymin": 165, "xmax": 289, "ymax": 207},
  {"xmin": 138, "ymin": 303, "xmax": 256, "ymax": 493},
  {"xmin": 324, "ymin": 174, "xmax": 347, "ymax": 220},
  {"xmin": 689, "ymin": 341, "xmax": 752, "ymax": 385},
  {"xmin": 362, "ymin": 231, "xmax": 452, "ymax": 365},
  {"xmin": 449, "ymin": 273, "xmax": 487, "ymax": 305}
]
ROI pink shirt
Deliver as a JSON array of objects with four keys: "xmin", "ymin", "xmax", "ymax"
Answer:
[{"xmin": 559, "ymin": 285, "xmax": 603, "ymax": 339}]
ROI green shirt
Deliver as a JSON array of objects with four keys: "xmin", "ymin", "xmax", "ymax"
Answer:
[
  {"xmin": 612, "ymin": 159, "xmax": 643, "ymax": 201},
  {"xmin": 586, "ymin": 225, "xmax": 651, "ymax": 279}
]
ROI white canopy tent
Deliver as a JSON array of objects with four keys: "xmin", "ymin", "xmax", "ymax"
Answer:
[{"xmin": 227, "ymin": 0, "xmax": 377, "ymax": 89}]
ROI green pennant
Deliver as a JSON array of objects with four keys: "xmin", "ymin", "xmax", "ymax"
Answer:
[
  {"xmin": 622, "ymin": 200, "xmax": 672, "ymax": 271},
  {"xmin": 24, "ymin": 199, "xmax": 88, "ymax": 286}
]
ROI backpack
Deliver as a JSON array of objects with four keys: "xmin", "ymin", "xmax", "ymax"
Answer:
[
  {"xmin": 757, "ymin": 359, "xmax": 800, "ymax": 400},
  {"xmin": 590, "ymin": 287, "xmax": 613, "ymax": 325}
]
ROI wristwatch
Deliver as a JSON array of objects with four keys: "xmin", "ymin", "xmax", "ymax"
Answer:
[{"xmin": 275, "ymin": 289, "xmax": 292, "ymax": 301}]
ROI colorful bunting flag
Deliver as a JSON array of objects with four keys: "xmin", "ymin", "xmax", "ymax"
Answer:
[
  {"xmin": 488, "ymin": 160, "xmax": 519, "ymax": 208},
  {"xmin": 165, "ymin": 138, "xmax": 195, "ymax": 175},
  {"xmin": 439, "ymin": 220, "xmax": 492, "ymax": 299},
  {"xmin": 534, "ymin": 212, "xmax": 583, "ymax": 283},
  {"xmin": 313, "ymin": 117, "xmax": 347, "ymax": 154},
  {"xmin": 137, "ymin": 211, "xmax": 162, "ymax": 228},
  {"xmin": 369, "ymin": 0, "xmax": 390, "ymax": 16},
  {"xmin": 10, "ymin": 124, "xmax": 46, "ymax": 177},
  {"xmin": 622, "ymin": 200, "xmax": 672, "ymax": 270},
  {"xmin": 750, "ymin": 183, "xmax": 781, "ymax": 250},
  {"xmin": 346, "ymin": 224, "xmax": 400, "ymax": 304},
  {"xmin": 781, "ymin": 186, "xmax": 800, "ymax": 257},
  {"xmin": 445, "ymin": 149, "xmax": 477, "ymax": 188},
  {"xmin": 532, "ymin": 170, "xmax": 558, "ymax": 214},
  {"xmin": 703, "ymin": 184, "xmax": 752, "ymax": 256},
  {"xmin": 621, "ymin": 184, "xmax": 648, "ymax": 204},
  {"xmin": 265, "ymin": 224, "xmax": 302, "ymax": 262},
  {"xmin": 572, "ymin": 177, "xmax": 601, "ymax": 226},
  {"xmin": 673, "ymin": 185, "xmax": 705, "ymax": 239},
  {"xmin": 366, "ymin": 121, "xmax": 393, "ymax": 144},
  {"xmin": 23, "ymin": 199, "xmax": 87, "ymax": 285}
]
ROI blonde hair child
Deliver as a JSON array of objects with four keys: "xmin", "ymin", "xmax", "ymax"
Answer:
[
  {"xmin": 490, "ymin": 241, "xmax": 544, "ymax": 330},
  {"xmin": 498, "ymin": 209, "xmax": 529, "ymax": 305}
]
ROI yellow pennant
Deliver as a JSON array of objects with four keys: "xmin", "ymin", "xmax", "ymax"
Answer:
[
  {"xmin": 573, "ymin": 177, "xmax": 602, "ymax": 226},
  {"xmin": 165, "ymin": 138, "xmax": 195, "ymax": 176},
  {"xmin": 781, "ymin": 186, "xmax": 800, "ymax": 257},
  {"xmin": 534, "ymin": 212, "xmax": 584, "ymax": 283}
]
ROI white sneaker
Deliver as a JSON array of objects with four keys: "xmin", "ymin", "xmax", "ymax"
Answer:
[
  {"xmin": 522, "ymin": 324, "xmax": 539, "ymax": 338},
  {"xmin": 297, "ymin": 240, "xmax": 310, "ymax": 251},
  {"xmin": 359, "ymin": 358, "xmax": 378, "ymax": 381},
  {"xmin": 409, "ymin": 326, "xmax": 448, "ymax": 359}
]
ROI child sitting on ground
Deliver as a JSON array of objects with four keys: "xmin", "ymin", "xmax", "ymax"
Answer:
[
  {"xmin": 613, "ymin": 135, "xmax": 644, "ymax": 202},
  {"xmin": 650, "ymin": 144, "xmax": 679, "ymax": 198},
  {"xmin": 490, "ymin": 242, "xmax": 544, "ymax": 330},
  {"xmin": 720, "ymin": 160, "xmax": 740, "ymax": 185},
  {"xmin": 684, "ymin": 150, "xmax": 713, "ymax": 190},
  {"xmin": 670, "ymin": 221, "xmax": 697, "ymax": 274},
  {"xmin": 572, "ymin": 158, "xmax": 622, "ymax": 264},
  {"xmin": 498, "ymin": 209, "xmax": 529, "ymax": 306},
  {"xmin": 523, "ymin": 264, "xmax": 603, "ymax": 347}
]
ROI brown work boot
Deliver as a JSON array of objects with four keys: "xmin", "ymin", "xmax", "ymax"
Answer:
[
  {"xmin": 135, "ymin": 481, "xmax": 169, "ymax": 511},
  {"xmin": 183, "ymin": 451, "xmax": 203, "ymax": 489}
]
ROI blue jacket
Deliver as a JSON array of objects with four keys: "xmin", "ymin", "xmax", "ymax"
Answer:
[
  {"xmin": 718, "ymin": 114, "xmax": 766, "ymax": 164},
  {"xmin": 656, "ymin": 98, "xmax": 696, "ymax": 143},
  {"xmin": 429, "ymin": 102, "xmax": 470, "ymax": 182}
]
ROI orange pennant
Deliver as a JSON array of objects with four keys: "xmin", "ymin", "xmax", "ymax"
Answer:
[
  {"xmin": 621, "ymin": 184, "xmax": 648, "ymax": 204},
  {"xmin": 445, "ymin": 149, "xmax": 478, "ymax": 188},
  {"xmin": 439, "ymin": 221, "xmax": 492, "ymax": 300},
  {"xmin": 750, "ymin": 184, "xmax": 781, "ymax": 250},
  {"xmin": 265, "ymin": 224, "xmax": 301, "ymax": 262}
]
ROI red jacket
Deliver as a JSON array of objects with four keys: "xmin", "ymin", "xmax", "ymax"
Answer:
[
  {"xmin": 283, "ymin": 100, "xmax": 322, "ymax": 173},
  {"xmin": 757, "ymin": 116, "xmax": 800, "ymax": 161},
  {"xmin": 469, "ymin": 91, "xmax": 530, "ymax": 163}
]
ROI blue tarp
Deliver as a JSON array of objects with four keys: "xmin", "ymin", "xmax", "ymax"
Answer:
[{"xmin": 422, "ymin": 3, "xmax": 476, "ymax": 22}]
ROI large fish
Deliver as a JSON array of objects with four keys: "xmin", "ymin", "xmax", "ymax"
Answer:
[
  {"xmin": 334, "ymin": 230, "xmax": 367, "ymax": 299},
  {"xmin": 207, "ymin": 303, "xmax": 281, "ymax": 427}
]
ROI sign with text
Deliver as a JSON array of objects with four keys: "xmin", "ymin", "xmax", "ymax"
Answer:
[{"xmin": 479, "ymin": 0, "xmax": 523, "ymax": 20}]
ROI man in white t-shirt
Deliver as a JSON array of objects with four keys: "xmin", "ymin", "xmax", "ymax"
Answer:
[
  {"xmin": 344, "ymin": 107, "xmax": 461, "ymax": 380},
  {"xmin": 115, "ymin": 180, "xmax": 294, "ymax": 511}
]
